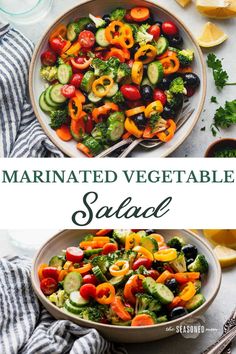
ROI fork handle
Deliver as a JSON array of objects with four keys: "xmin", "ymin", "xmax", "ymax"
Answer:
[
  {"xmin": 96, "ymin": 138, "xmax": 133, "ymax": 158},
  {"xmin": 118, "ymin": 138, "xmax": 142, "ymax": 158},
  {"xmin": 202, "ymin": 326, "xmax": 236, "ymax": 354}
]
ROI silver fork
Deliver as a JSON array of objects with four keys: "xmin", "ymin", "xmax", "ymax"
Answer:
[{"xmin": 96, "ymin": 103, "xmax": 193, "ymax": 158}]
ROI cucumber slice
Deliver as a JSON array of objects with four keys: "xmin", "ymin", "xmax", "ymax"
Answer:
[
  {"xmin": 143, "ymin": 277, "xmax": 174, "ymax": 304},
  {"xmin": 77, "ymin": 17, "xmax": 92, "ymax": 33},
  {"xmin": 80, "ymin": 71, "xmax": 95, "ymax": 93},
  {"xmin": 49, "ymin": 255, "xmax": 65, "ymax": 268},
  {"xmin": 141, "ymin": 236, "xmax": 158, "ymax": 253},
  {"xmin": 109, "ymin": 275, "xmax": 125, "ymax": 287},
  {"xmin": 155, "ymin": 36, "xmax": 169, "ymax": 55},
  {"xmin": 69, "ymin": 291, "xmax": 89, "ymax": 307},
  {"xmin": 185, "ymin": 294, "xmax": 205, "ymax": 312},
  {"xmin": 57, "ymin": 64, "xmax": 72, "ymax": 84},
  {"xmin": 88, "ymin": 91, "xmax": 102, "ymax": 103},
  {"xmin": 67, "ymin": 22, "xmax": 80, "ymax": 41},
  {"xmin": 141, "ymin": 77, "xmax": 154, "ymax": 88},
  {"xmin": 63, "ymin": 272, "xmax": 83, "ymax": 294},
  {"xmin": 50, "ymin": 84, "xmax": 67, "ymax": 104},
  {"xmin": 107, "ymin": 121, "xmax": 124, "ymax": 141},
  {"xmin": 107, "ymin": 112, "xmax": 125, "ymax": 125},
  {"xmin": 64, "ymin": 299, "xmax": 83, "ymax": 314},
  {"xmin": 193, "ymin": 280, "xmax": 202, "ymax": 293},
  {"xmin": 156, "ymin": 315, "xmax": 168, "ymax": 323},
  {"xmin": 83, "ymin": 136, "xmax": 103, "ymax": 156},
  {"xmin": 45, "ymin": 86, "xmax": 61, "ymax": 108},
  {"xmin": 92, "ymin": 265, "xmax": 108, "ymax": 283},
  {"xmin": 106, "ymin": 83, "xmax": 119, "ymax": 97},
  {"xmin": 95, "ymin": 28, "xmax": 110, "ymax": 47},
  {"xmin": 39, "ymin": 91, "xmax": 54, "ymax": 113},
  {"xmin": 147, "ymin": 61, "xmax": 164, "ymax": 85},
  {"xmin": 84, "ymin": 248, "xmax": 103, "ymax": 257}
]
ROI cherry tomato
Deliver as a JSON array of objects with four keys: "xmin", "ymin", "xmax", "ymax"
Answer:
[
  {"xmin": 127, "ymin": 59, "xmax": 134, "ymax": 68},
  {"xmin": 161, "ymin": 21, "xmax": 179, "ymax": 37},
  {"xmin": 49, "ymin": 37, "xmax": 67, "ymax": 54},
  {"xmin": 83, "ymin": 274, "xmax": 97, "ymax": 285},
  {"xmin": 153, "ymin": 89, "xmax": 167, "ymax": 105},
  {"xmin": 120, "ymin": 85, "xmax": 141, "ymax": 101},
  {"xmin": 147, "ymin": 269, "xmax": 160, "ymax": 280},
  {"xmin": 40, "ymin": 50, "xmax": 57, "ymax": 66},
  {"xmin": 102, "ymin": 243, "xmax": 118, "ymax": 255},
  {"xmin": 127, "ymin": 100, "xmax": 143, "ymax": 109},
  {"xmin": 40, "ymin": 277, "xmax": 58, "ymax": 295},
  {"xmin": 148, "ymin": 24, "xmax": 161, "ymax": 40},
  {"xmin": 42, "ymin": 267, "xmax": 59, "ymax": 281},
  {"xmin": 95, "ymin": 51, "xmax": 107, "ymax": 60},
  {"xmin": 80, "ymin": 284, "xmax": 96, "ymax": 300},
  {"xmin": 132, "ymin": 258, "xmax": 152, "ymax": 271},
  {"xmin": 61, "ymin": 84, "xmax": 76, "ymax": 98},
  {"xmin": 66, "ymin": 247, "xmax": 84, "ymax": 263},
  {"xmin": 124, "ymin": 11, "xmax": 134, "ymax": 23},
  {"xmin": 70, "ymin": 73, "xmax": 84, "ymax": 88},
  {"xmin": 186, "ymin": 87, "xmax": 196, "ymax": 97},
  {"xmin": 78, "ymin": 30, "xmax": 95, "ymax": 48},
  {"xmin": 85, "ymin": 114, "xmax": 94, "ymax": 134}
]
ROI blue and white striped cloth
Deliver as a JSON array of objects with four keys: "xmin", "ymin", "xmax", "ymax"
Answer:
[
  {"xmin": 0, "ymin": 256, "xmax": 127, "ymax": 354},
  {"xmin": 0, "ymin": 23, "xmax": 63, "ymax": 157}
]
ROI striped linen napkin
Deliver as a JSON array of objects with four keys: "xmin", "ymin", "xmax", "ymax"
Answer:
[
  {"xmin": 0, "ymin": 256, "xmax": 127, "ymax": 354},
  {"xmin": 0, "ymin": 23, "xmax": 63, "ymax": 157}
]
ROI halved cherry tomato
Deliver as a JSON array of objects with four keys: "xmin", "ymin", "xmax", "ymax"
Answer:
[
  {"xmin": 83, "ymin": 274, "xmax": 97, "ymax": 285},
  {"xmin": 66, "ymin": 247, "xmax": 84, "ymax": 263},
  {"xmin": 120, "ymin": 84, "xmax": 141, "ymax": 101},
  {"xmin": 162, "ymin": 21, "xmax": 179, "ymax": 37},
  {"xmin": 148, "ymin": 24, "xmax": 161, "ymax": 40},
  {"xmin": 132, "ymin": 258, "xmax": 152, "ymax": 270},
  {"xmin": 42, "ymin": 267, "xmax": 59, "ymax": 281},
  {"xmin": 70, "ymin": 73, "xmax": 84, "ymax": 88},
  {"xmin": 153, "ymin": 89, "xmax": 167, "ymax": 105},
  {"xmin": 130, "ymin": 7, "xmax": 150, "ymax": 22},
  {"xmin": 71, "ymin": 57, "xmax": 92, "ymax": 70},
  {"xmin": 78, "ymin": 30, "xmax": 95, "ymax": 48},
  {"xmin": 40, "ymin": 277, "xmax": 58, "ymax": 295},
  {"xmin": 61, "ymin": 84, "xmax": 76, "ymax": 98},
  {"xmin": 80, "ymin": 284, "xmax": 96, "ymax": 300},
  {"xmin": 49, "ymin": 37, "xmax": 67, "ymax": 54},
  {"xmin": 41, "ymin": 50, "xmax": 57, "ymax": 66},
  {"xmin": 102, "ymin": 243, "xmax": 118, "ymax": 255}
]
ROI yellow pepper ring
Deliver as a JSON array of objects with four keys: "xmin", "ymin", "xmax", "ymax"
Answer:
[
  {"xmin": 92, "ymin": 76, "xmax": 114, "ymax": 98},
  {"xmin": 132, "ymin": 61, "xmax": 144, "ymax": 85},
  {"xmin": 125, "ymin": 233, "xmax": 141, "ymax": 251},
  {"xmin": 119, "ymin": 25, "xmax": 134, "ymax": 49},
  {"xmin": 134, "ymin": 44, "xmax": 157, "ymax": 64},
  {"xmin": 126, "ymin": 106, "xmax": 146, "ymax": 117},
  {"xmin": 145, "ymin": 100, "xmax": 164, "ymax": 118},
  {"xmin": 179, "ymin": 281, "xmax": 196, "ymax": 301},
  {"xmin": 133, "ymin": 246, "xmax": 154, "ymax": 261},
  {"xmin": 154, "ymin": 248, "xmax": 177, "ymax": 262},
  {"xmin": 110, "ymin": 260, "xmax": 129, "ymax": 277}
]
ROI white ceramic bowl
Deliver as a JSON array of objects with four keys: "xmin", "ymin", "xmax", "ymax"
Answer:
[
  {"xmin": 32, "ymin": 229, "xmax": 221, "ymax": 343},
  {"xmin": 29, "ymin": 0, "xmax": 206, "ymax": 158}
]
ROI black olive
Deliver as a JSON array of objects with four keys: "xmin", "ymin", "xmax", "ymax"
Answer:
[
  {"xmin": 168, "ymin": 35, "xmax": 183, "ymax": 48},
  {"xmin": 131, "ymin": 43, "xmax": 140, "ymax": 57},
  {"xmin": 145, "ymin": 16, "xmax": 154, "ymax": 25},
  {"xmin": 141, "ymin": 85, "xmax": 153, "ymax": 101},
  {"xmin": 183, "ymin": 73, "xmax": 200, "ymax": 88},
  {"xmin": 165, "ymin": 278, "xmax": 179, "ymax": 294},
  {"xmin": 162, "ymin": 105, "xmax": 176, "ymax": 119},
  {"xmin": 186, "ymin": 258, "xmax": 195, "ymax": 267},
  {"xmin": 85, "ymin": 22, "xmax": 97, "ymax": 33},
  {"xmin": 158, "ymin": 76, "xmax": 172, "ymax": 90},
  {"xmin": 182, "ymin": 244, "xmax": 198, "ymax": 260},
  {"xmin": 145, "ymin": 229, "xmax": 155, "ymax": 235},
  {"xmin": 132, "ymin": 113, "xmax": 147, "ymax": 130},
  {"xmin": 170, "ymin": 307, "xmax": 188, "ymax": 320},
  {"xmin": 102, "ymin": 14, "xmax": 111, "ymax": 25}
]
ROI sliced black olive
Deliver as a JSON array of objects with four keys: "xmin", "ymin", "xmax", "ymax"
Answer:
[
  {"xmin": 102, "ymin": 14, "xmax": 111, "ymax": 25},
  {"xmin": 182, "ymin": 244, "xmax": 198, "ymax": 260},
  {"xmin": 168, "ymin": 35, "xmax": 183, "ymax": 48},
  {"xmin": 85, "ymin": 22, "xmax": 97, "ymax": 33},
  {"xmin": 186, "ymin": 258, "xmax": 195, "ymax": 267},
  {"xmin": 158, "ymin": 76, "xmax": 172, "ymax": 90},
  {"xmin": 145, "ymin": 229, "xmax": 155, "ymax": 235},
  {"xmin": 131, "ymin": 43, "xmax": 140, "ymax": 57},
  {"xmin": 183, "ymin": 73, "xmax": 200, "ymax": 88},
  {"xmin": 170, "ymin": 307, "xmax": 188, "ymax": 320},
  {"xmin": 162, "ymin": 105, "xmax": 176, "ymax": 119},
  {"xmin": 141, "ymin": 85, "xmax": 153, "ymax": 101},
  {"xmin": 132, "ymin": 113, "xmax": 147, "ymax": 130},
  {"xmin": 165, "ymin": 278, "xmax": 179, "ymax": 294}
]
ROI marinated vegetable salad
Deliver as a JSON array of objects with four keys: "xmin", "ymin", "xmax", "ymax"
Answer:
[
  {"xmin": 39, "ymin": 7, "xmax": 200, "ymax": 157},
  {"xmin": 38, "ymin": 230, "xmax": 209, "ymax": 326}
]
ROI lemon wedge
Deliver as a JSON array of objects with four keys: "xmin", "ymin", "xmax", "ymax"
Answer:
[
  {"xmin": 175, "ymin": 0, "xmax": 192, "ymax": 7},
  {"xmin": 196, "ymin": 0, "xmax": 236, "ymax": 19},
  {"xmin": 203, "ymin": 229, "xmax": 236, "ymax": 249},
  {"xmin": 197, "ymin": 22, "xmax": 228, "ymax": 47},
  {"xmin": 213, "ymin": 245, "xmax": 236, "ymax": 267}
]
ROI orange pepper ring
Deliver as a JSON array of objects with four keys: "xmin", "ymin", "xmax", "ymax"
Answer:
[
  {"xmin": 157, "ymin": 119, "xmax": 176, "ymax": 142},
  {"xmin": 179, "ymin": 281, "xmax": 196, "ymax": 301},
  {"xmin": 126, "ymin": 106, "xmax": 146, "ymax": 117},
  {"xmin": 160, "ymin": 55, "xmax": 180, "ymax": 75},
  {"xmin": 134, "ymin": 45, "xmax": 157, "ymax": 64},
  {"xmin": 49, "ymin": 24, "xmax": 67, "ymax": 41},
  {"xmin": 68, "ymin": 97, "xmax": 82, "ymax": 121},
  {"xmin": 92, "ymin": 102, "xmax": 119, "ymax": 123},
  {"xmin": 95, "ymin": 283, "xmax": 116, "ymax": 304},
  {"xmin": 105, "ymin": 21, "xmax": 125, "ymax": 43}
]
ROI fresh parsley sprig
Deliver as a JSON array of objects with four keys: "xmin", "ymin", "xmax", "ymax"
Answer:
[
  {"xmin": 211, "ymin": 99, "xmax": 236, "ymax": 136},
  {"xmin": 207, "ymin": 53, "xmax": 236, "ymax": 90}
]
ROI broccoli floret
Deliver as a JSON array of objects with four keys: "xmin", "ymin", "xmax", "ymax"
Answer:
[
  {"xmin": 117, "ymin": 63, "xmax": 131, "ymax": 82},
  {"xmin": 50, "ymin": 109, "xmax": 68, "ymax": 129},
  {"xmin": 167, "ymin": 237, "xmax": 186, "ymax": 251},
  {"xmin": 135, "ymin": 24, "xmax": 153, "ymax": 46},
  {"xmin": 48, "ymin": 290, "xmax": 66, "ymax": 307},
  {"xmin": 169, "ymin": 77, "xmax": 186, "ymax": 95},
  {"xmin": 178, "ymin": 49, "xmax": 194, "ymax": 67},
  {"xmin": 57, "ymin": 57, "xmax": 65, "ymax": 66},
  {"xmin": 40, "ymin": 66, "xmax": 58, "ymax": 82},
  {"xmin": 111, "ymin": 91, "xmax": 125, "ymax": 104},
  {"xmin": 135, "ymin": 265, "xmax": 149, "ymax": 276},
  {"xmin": 81, "ymin": 307, "xmax": 103, "ymax": 322},
  {"xmin": 135, "ymin": 293, "xmax": 162, "ymax": 313},
  {"xmin": 149, "ymin": 113, "xmax": 167, "ymax": 133},
  {"xmin": 82, "ymin": 233, "xmax": 94, "ymax": 241},
  {"xmin": 110, "ymin": 8, "xmax": 126, "ymax": 21},
  {"xmin": 89, "ymin": 13, "xmax": 106, "ymax": 28},
  {"xmin": 129, "ymin": 24, "xmax": 139, "ymax": 38},
  {"xmin": 91, "ymin": 122, "xmax": 107, "ymax": 144},
  {"xmin": 188, "ymin": 254, "xmax": 209, "ymax": 274},
  {"xmin": 107, "ymin": 57, "xmax": 120, "ymax": 77},
  {"xmin": 91, "ymin": 255, "xmax": 110, "ymax": 273},
  {"xmin": 166, "ymin": 91, "xmax": 184, "ymax": 109},
  {"xmin": 91, "ymin": 58, "xmax": 109, "ymax": 76},
  {"xmin": 170, "ymin": 252, "xmax": 187, "ymax": 272},
  {"xmin": 113, "ymin": 229, "xmax": 132, "ymax": 245}
]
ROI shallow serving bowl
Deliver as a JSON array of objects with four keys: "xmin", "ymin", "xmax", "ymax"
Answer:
[
  {"xmin": 29, "ymin": 0, "xmax": 206, "ymax": 158},
  {"xmin": 32, "ymin": 229, "xmax": 221, "ymax": 343}
]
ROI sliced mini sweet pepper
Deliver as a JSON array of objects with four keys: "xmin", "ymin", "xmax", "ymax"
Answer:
[
  {"xmin": 77, "ymin": 143, "xmax": 93, "ymax": 157},
  {"xmin": 62, "ymin": 42, "xmax": 80, "ymax": 57},
  {"xmin": 154, "ymin": 248, "xmax": 178, "ymax": 262},
  {"xmin": 105, "ymin": 48, "xmax": 126, "ymax": 63},
  {"xmin": 68, "ymin": 97, "xmax": 82, "ymax": 121},
  {"xmin": 110, "ymin": 260, "xmax": 129, "ymax": 277},
  {"xmin": 95, "ymin": 283, "xmax": 116, "ymax": 304},
  {"xmin": 70, "ymin": 57, "xmax": 92, "ymax": 70},
  {"xmin": 124, "ymin": 118, "xmax": 144, "ymax": 138},
  {"xmin": 69, "ymin": 263, "xmax": 92, "ymax": 274},
  {"xmin": 126, "ymin": 106, "xmax": 146, "ymax": 117},
  {"xmin": 156, "ymin": 270, "xmax": 173, "ymax": 284},
  {"xmin": 134, "ymin": 44, "xmax": 157, "ymax": 64},
  {"xmin": 124, "ymin": 274, "xmax": 145, "ymax": 304},
  {"xmin": 111, "ymin": 296, "xmax": 132, "ymax": 321},
  {"xmin": 92, "ymin": 75, "xmax": 114, "ymax": 97},
  {"xmin": 145, "ymin": 100, "xmax": 163, "ymax": 118},
  {"xmin": 174, "ymin": 272, "xmax": 200, "ymax": 284},
  {"xmin": 179, "ymin": 281, "xmax": 196, "ymax": 301},
  {"xmin": 49, "ymin": 24, "xmax": 67, "ymax": 41},
  {"xmin": 92, "ymin": 102, "xmax": 119, "ymax": 123},
  {"xmin": 133, "ymin": 246, "xmax": 154, "ymax": 261},
  {"xmin": 156, "ymin": 119, "xmax": 176, "ymax": 142},
  {"xmin": 160, "ymin": 55, "xmax": 180, "ymax": 75},
  {"xmin": 132, "ymin": 61, "xmax": 144, "ymax": 85}
]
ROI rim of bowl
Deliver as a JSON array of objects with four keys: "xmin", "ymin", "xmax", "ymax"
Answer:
[
  {"xmin": 29, "ymin": 0, "xmax": 207, "ymax": 158},
  {"xmin": 205, "ymin": 138, "xmax": 236, "ymax": 157},
  {"xmin": 32, "ymin": 229, "xmax": 221, "ymax": 330}
]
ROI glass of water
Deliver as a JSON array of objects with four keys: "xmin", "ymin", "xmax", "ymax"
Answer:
[{"xmin": 0, "ymin": 0, "xmax": 53, "ymax": 24}]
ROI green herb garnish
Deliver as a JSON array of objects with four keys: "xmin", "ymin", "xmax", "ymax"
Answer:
[
  {"xmin": 210, "ymin": 96, "xmax": 218, "ymax": 104},
  {"xmin": 215, "ymin": 149, "xmax": 236, "ymax": 158},
  {"xmin": 211, "ymin": 99, "xmax": 236, "ymax": 135},
  {"xmin": 207, "ymin": 53, "xmax": 236, "ymax": 90}
]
